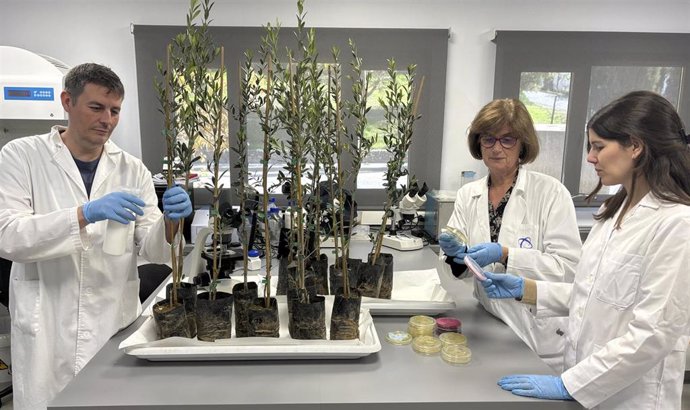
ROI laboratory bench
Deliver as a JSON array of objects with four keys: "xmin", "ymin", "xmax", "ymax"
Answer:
[{"xmin": 48, "ymin": 245, "xmax": 583, "ymax": 409}]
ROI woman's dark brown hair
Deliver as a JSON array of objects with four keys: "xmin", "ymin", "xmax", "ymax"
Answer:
[{"xmin": 587, "ymin": 90, "xmax": 690, "ymax": 226}]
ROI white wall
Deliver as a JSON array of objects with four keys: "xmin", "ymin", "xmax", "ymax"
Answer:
[{"xmin": 2, "ymin": 0, "xmax": 689, "ymax": 190}]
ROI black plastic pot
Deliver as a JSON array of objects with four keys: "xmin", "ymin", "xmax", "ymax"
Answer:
[
  {"xmin": 286, "ymin": 274, "xmax": 318, "ymax": 315},
  {"xmin": 232, "ymin": 281, "xmax": 258, "ymax": 338},
  {"xmin": 329, "ymin": 258, "xmax": 361, "ymax": 296},
  {"xmin": 165, "ymin": 282, "xmax": 198, "ymax": 337},
  {"xmin": 356, "ymin": 262, "xmax": 384, "ymax": 298},
  {"xmin": 196, "ymin": 291, "xmax": 233, "ymax": 342},
  {"xmin": 369, "ymin": 252, "xmax": 394, "ymax": 299},
  {"xmin": 306, "ymin": 254, "xmax": 329, "ymax": 295},
  {"xmin": 276, "ymin": 256, "xmax": 294, "ymax": 296},
  {"xmin": 247, "ymin": 297, "xmax": 280, "ymax": 338},
  {"xmin": 152, "ymin": 298, "xmax": 191, "ymax": 339},
  {"xmin": 330, "ymin": 293, "xmax": 361, "ymax": 340},
  {"xmin": 288, "ymin": 294, "xmax": 326, "ymax": 340}
]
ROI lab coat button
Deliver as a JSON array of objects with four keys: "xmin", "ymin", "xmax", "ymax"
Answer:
[{"xmin": 85, "ymin": 287, "xmax": 93, "ymax": 295}]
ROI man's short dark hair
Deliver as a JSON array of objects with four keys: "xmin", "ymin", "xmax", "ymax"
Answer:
[{"xmin": 63, "ymin": 63, "xmax": 124, "ymax": 103}]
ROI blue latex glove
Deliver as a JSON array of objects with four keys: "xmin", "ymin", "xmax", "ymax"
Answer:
[
  {"xmin": 439, "ymin": 232, "xmax": 467, "ymax": 260},
  {"xmin": 498, "ymin": 375, "xmax": 573, "ymax": 401},
  {"xmin": 163, "ymin": 186, "xmax": 192, "ymax": 221},
  {"xmin": 82, "ymin": 192, "xmax": 145, "ymax": 224},
  {"xmin": 480, "ymin": 271, "xmax": 524, "ymax": 299},
  {"xmin": 466, "ymin": 242, "xmax": 503, "ymax": 267}
]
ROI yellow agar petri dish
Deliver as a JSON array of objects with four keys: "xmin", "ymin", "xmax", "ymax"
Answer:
[
  {"xmin": 386, "ymin": 330, "xmax": 413, "ymax": 346},
  {"xmin": 442, "ymin": 226, "xmax": 468, "ymax": 245},
  {"xmin": 439, "ymin": 332, "xmax": 467, "ymax": 348},
  {"xmin": 408, "ymin": 315, "xmax": 436, "ymax": 338},
  {"xmin": 441, "ymin": 344, "xmax": 472, "ymax": 365},
  {"xmin": 412, "ymin": 335, "xmax": 442, "ymax": 356}
]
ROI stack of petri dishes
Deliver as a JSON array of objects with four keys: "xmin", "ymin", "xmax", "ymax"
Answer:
[
  {"xmin": 387, "ymin": 315, "xmax": 472, "ymax": 365},
  {"xmin": 439, "ymin": 332, "xmax": 467, "ymax": 348},
  {"xmin": 412, "ymin": 335, "xmax": 443, "ymax": 356},
  {"xmin": 441, "ymin": 344, "xmax": 472, "ymax": 365},
  {"xmin": 407, "ymin": 315, "xmax": 436, "ymax": 338}
]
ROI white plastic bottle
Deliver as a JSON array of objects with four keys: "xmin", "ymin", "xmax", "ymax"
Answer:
[
  {"xmin": 102, "ymin": 187, "xmax": 141, "ymax": 256},
  {"xmin": 247, "ymin": 249, "xmax": 262, "ymax": 271},
  {"xmin": 103, "ymin": 220, "xmax": 131, "ymax": 256},
  {"xmin": 267, "ymin": 208, "xmax": 282, "ymax": 249},
  {"xmin": 267, "ymin": 197, "xmax": 278, "ymax": 212}
]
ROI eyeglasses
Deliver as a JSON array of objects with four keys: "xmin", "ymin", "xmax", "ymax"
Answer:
[{"xmin": 479, "ymin": 134, "xmax": 518, "ymax": 149}]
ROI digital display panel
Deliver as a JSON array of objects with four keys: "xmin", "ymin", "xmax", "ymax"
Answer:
[
  {"xmin": 4, "ymin": 87, "xmax": 54, "ymax": 101},
  {"xmin": 7, "ymin": 89, "xmax": 31, "ymax": 97}
]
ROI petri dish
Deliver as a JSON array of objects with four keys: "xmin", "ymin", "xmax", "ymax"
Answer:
[
  {"xmin": 386, "ymin": 330, "xmax": 413, "ymax": 346},
  {"xmin": 408, "ymin": 315, "xmax": 436, "ymax": 338},
  {"xmin": 441, "ymin": 344, "xmax": 472, "ymax": 365},
  {"xmin": 442, "ymin": 226, "xmax": 468, "ymax": 245},
  {"xmin": 435, "ymin": 317, "xmax": 462, "ymax": 335},
  {"xmin": 439, "ymin": 332, "xmax": 467, "ymax": 348},
  {"xmin": 412, "ymin": 335, "xmax": 442, "ymax": 356}
]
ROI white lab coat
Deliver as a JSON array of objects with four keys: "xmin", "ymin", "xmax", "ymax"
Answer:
[
  {"xmin": 535, "ymin": 193, "xmax": 690, "ymax": 409},
  {"xmin": 0, "ymin": 126, "xmax": 171, "ymax": 410},
  {"xmin": 437, "ymin": 169, "xmax": 581, "ymax": 370}
]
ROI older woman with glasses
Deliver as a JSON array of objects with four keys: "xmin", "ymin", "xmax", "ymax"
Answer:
[{"xmin": 437, "ymin": 98, "xmax": 582, "ymax": 371}]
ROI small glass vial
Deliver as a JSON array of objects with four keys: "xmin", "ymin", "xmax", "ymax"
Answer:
[
  {"xmin": 435, "ymin": 317, "xmax": 461, "ymax": 336},
  {"xmin": 247, "ymin": 249, "xmax": 262, "ymax": 271},
  {"xmin": 407, "ymin": 315, "xmax": 436, "ymax": 338}
]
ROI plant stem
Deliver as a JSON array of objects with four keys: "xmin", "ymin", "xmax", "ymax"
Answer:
[
  {"xmin": 209, "ymin": 46, "xmax": 226, "ymax": 301},
  {"xmin": 261, "ymin": 59, "xmax": 274, "ymax": 307}
]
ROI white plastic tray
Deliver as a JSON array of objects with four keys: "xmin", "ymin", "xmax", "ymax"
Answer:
[
  {"xmin": 119, "ymin": 295, "xmax": 381, "ymax": 361},
  {"xmin": 249, "ymin": 268, "xmax": 455, "ymax": 316},
  {"xmin": 362, "ymin": 268, "xmax": 455, "ymax": 315}
]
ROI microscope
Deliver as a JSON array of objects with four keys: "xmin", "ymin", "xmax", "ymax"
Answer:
[{"xmin": 381, "ymin": 182, "xmax": 429, "ymax": 251}]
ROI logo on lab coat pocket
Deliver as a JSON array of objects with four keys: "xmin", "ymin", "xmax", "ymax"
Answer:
[{"xmin": 518, "ymin": 237, "xmax": 533, "ymax": 249}]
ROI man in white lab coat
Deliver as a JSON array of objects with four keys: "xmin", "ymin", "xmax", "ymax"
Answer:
[
  {"xmin": 437, "ymin": 99, "xmax": 582, "ymax": 371},
  {"xmin": 0, "ymin": 63, "xmax": 192, "ymax": 410},
  {"xmin": 481, "ymin": 91, "xmax": 690, "ymax": 409}
]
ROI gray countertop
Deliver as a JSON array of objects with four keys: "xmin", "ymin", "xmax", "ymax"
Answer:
[{"xmin": 49, "ymin": 245, "xmax": 582, "ymax": 410}]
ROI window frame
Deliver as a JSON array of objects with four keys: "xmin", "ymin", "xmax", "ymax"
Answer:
[
  {"xmin": 493, "ymin": 31, "xmax": 690, "ymax": 206},
  {"xmin": 133, "ymin": 26, "xmax": 448, "ymax": 209}
]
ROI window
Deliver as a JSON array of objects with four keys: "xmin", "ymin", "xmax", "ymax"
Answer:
[
  {"xmin": 133, "ymin": 26, "xmax": 448, "ymax": 208},
  {"xmin": 493, "ymin": 31, "xmax": 690, "ymax": 202},
  {"xmin": 179, "ymin": 69, "xmax": 230, "ymax": 189},
  {"xmin": 519, "ymin": 72, "xmax": 572, "ymax": 180},
  {"xmin": 357, "ymin": 69, "xmax": 411, "ymax": 190},
  {"xmin": 246, "ymin": 63, "xmax": 334, "ymax": 194},
  {"xmin": 245, "ymin": 68, "xmax": 288, "ymax": 194},
  {"xmin": 578, "ymin": 66, "xmax": 683, "ymax": 194}
]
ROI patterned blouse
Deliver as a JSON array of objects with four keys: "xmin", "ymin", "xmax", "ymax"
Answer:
[
  {"xmin": 487, "ymin": 173, "xmax": 518, "ymax": 243},
  {"xmin": 445, "ymin": 172, "xmax": 518, "ymax": 277}
]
